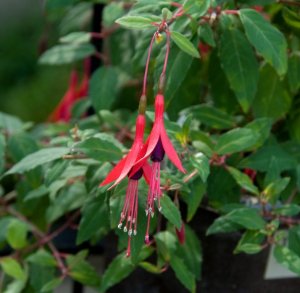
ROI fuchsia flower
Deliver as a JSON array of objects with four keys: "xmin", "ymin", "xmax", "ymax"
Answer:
[
  {"xmin": 48, "ymin": 60, "xmax": 90, "ymax": 122},
  {"xmin": 100, "ymin": 114, "xmax": 150, "ymax": 256},
  {"xmin": 130, "ymin": 93, "xmax": 185, "ymax": 243}
]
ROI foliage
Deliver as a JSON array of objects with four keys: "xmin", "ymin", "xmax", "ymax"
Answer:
[{"xmin": 0, "ymin": 0, "xmax": 300, "ymax": 292}]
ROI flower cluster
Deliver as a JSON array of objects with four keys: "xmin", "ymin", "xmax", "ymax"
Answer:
[{"xmin": 100, "ymin": 93, "xmax": 185, "ymax": 256}]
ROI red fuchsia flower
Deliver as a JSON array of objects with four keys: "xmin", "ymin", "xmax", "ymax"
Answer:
[
  {"xmin": 130, "ymin": 93, "xmax": 186, "ymax": 244},
  {"xmin": 99, "ymin": 113, "xmax": 151, "ymax": 257},
  {"xmin": 48, "ymin": 59, "xmax": 90, "ymax": 122},
  {"xmin": 48, "ymin": 70, "xmax": 78, "ymax": 122}
]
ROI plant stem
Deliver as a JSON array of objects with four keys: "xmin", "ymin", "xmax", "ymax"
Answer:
[
  {"xmin": 142, "ymin": 33, "xmax": 156, "ymax": 97},
  {"xmin": 278, "ymin": 0, "xmax": 300, "ymax": 6}
]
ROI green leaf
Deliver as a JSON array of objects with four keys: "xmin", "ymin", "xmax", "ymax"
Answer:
[
  {"xmin": 219, "ymin": 28, "xmax": 259, "ymax": 112},
  {"xmin": 244, "ymin": 118, "xmax": 273, "ymax": 149},
  {"xmin": 6, "ymin": 219, "xmax": 28, "ymax": 249},
  {"xmin": 25, "ymin": 185, "xmax": 49, "ymax": 201},
  {"xmin": 60, "ymin": 32, "xmax": 91, "ymax": 44},
  {"xmin": 239, "ymin": 143, "xmax": 297, "ymax": 172},
  {"xmin": 182, "ymin": 105, "xmax": 235, "ymax": 130},
  {"xmin": 227, "ymin": 166, "xmax": 259, "ymax": 195},
  {"xmin": 5, "ymin": 147, "xmax": 69, "ymax": 176},
  {"xmin": 160, "ymin": 195, "xmax": 182, "ymax": 229},
  {"xmin": 0, "ymin": 112, "xmax": 23, "ymax": 134},
  {"xmin": 206, "ymin": 216, "xmax": 241, "ymax": 235},
  {"xmin": 155, "ymin": 231, "xmax": 177, "ymax": 262},
  {"xmin": 235, "ymin": 230, "xmax": 264, "ymax": 254},
  {"xmin": 253, "ymin": 65, "xmax": 291, "ymax": 120},
  {"xmin": 27, "ymin": 249, "xmax": 57, "ymax": 267},
  {"xmin": 289, "ymin": 226, "xmax": 300, "ymax": 256},
  {"xmin": 164, "ymin": 49, "xmax": 193, "ymax": 104},
  {"xmin": 170, "ymin": 31, "xmax": 200, "ymax": 58},
  {"xmin": 190, "ymin": 152, "xmax": 210, "ymax": 183},
  {"xmin": 103, "ymin": 2, "xmax": 124, "ymax": 27},
  {"xmin": 176, "ymin": 225, "xmax": 202, "ymax": 280},
  {"xmin": 184, "ymin": 0, "xmax": 210, "ymax": 16},
  {"xmin": 288, "ymin": 55, "xmax": 300, "ymax": 94},
  {"xmin": 100, "ymin": 253, "xmax": 135, "ymax": 292},
  {"xmin": 239, "ymin": 9, "xmax": 288, "ymax": 75},
  {"xmin": 116, "ymin": 15, "xmax": 154, "ymax": 29},
  {"xmin": 263, "ymin": 177, "xmax": 290, "ymax": 203},
  {"xmin": 89, "ymin": 66, "xmax": 119, "ymax": 112},
  {"xmin": 215, "ymin": 128, "xmax": 259, "ymax": 155},
  {"xmin": 139, "ymin": 262, "xmax": 162, "ymax": 274},
  {"xmin": 76, "ymin": 195, "xmax": 109, "ymax": 244},
  {"xmin": 274, "ymin": 245, "xmax": 300, "ymax": 275},
  {"xmin": 170, "ymin": 255, "xmax": 196, "ymax": 292},
  {"xmin": 207, "ymin": 208, "xmax": 265, "ymax": 235},
  {"xmin": 0, "ymin": 133, "xmax": 5, "ymax": 174},
  {"xmin": 67, "ymin": 255, "xmax": 100, "ymax": 287},
  {"xmin": 275, "ymin": 204, "xmax": 300, "ymax": 217},
  {"xmin": 186, "ymin": 179, "xmax": 206, "ymax": 222},
  {"xmin": 76, "ymin": 137, "xmax": 123, "ymax": 162},
  {"xmin": 39, "ymin": 43, "xmax": 95, "ymax": 65},
  {"xmin": 0, "ymin": 258, "xmax": 27, "ymax": 281},
  {"xmin": 41, "ymin": 278, "xmax": 63, "ymax": 292},
  {"xmin": 198, "ymin": 23, "xmax": 216, "ymax": 47}
]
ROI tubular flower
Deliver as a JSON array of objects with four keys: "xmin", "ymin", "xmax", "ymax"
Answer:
[
  {"xmin": 100, "ymin": 114, "xmax": 150, "ymax": 256},
  {"xmin": 131, "ymin": 94, "xmax": 185, "ymax": 243}
]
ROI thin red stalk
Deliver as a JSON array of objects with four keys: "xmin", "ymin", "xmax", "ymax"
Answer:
[
  {"xmin": 159, "ymin": 29, "xmax": 171, "ymax": 90},
  {"xmin": 142, "ymin": 33, "xmax": 157, "ymax": 96},
  {"xmin": 224, "ymin": 10, "xmax": 239, "ymax": 15}
]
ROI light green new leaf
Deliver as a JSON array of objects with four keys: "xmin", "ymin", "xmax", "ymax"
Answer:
[
  {"xmin": 239, "ymin": 9, "xmax": 287, "ymax": 75},
  {"xmin": 219, "ymin": 28, "xmax": 259, "ymax": 112},
  {"xmin": 171, "ymin": 31, "xmax": 200, "ymax": 58},
  {"xmin": 6, "ymin": 219, "xmax": 28, "ymax": 249},
  {"xmin": 0, "ymin": 258, "xmax": 27, "ymax": 281},
  {"xmin": 227, "ymin": 166, "xmax": 259, "ymax": 195},
  {"xmin": 5, "ymin": 148, "xmax": 69, "ymax": 176},
  {"xmin": 116, "ymin": 15, "xmax": 154, "ymax": 29},
  {"xmin": 59, "ymin": 32, "xmax": 91, "ymax": 44},
  {"xmin": 190, "ymin": 152, "xmax": 210, "ymax": 183},
  {"xmin": 274, "ymin": 245, "xmax": 300, "ymax": 275},
  {"xmin": 39, "ymin": 43, "xmax": 95, "ymax": 65},
  {"xmin": 27, "ymin": 249, "xmax": 57, "ymax": 267}
]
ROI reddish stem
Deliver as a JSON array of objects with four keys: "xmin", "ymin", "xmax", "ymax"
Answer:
[
  {"xmin": 224, "ymin": 10, "xmax": 239, "ymax": 15},
  {"xmin": 142, "ymin": 33, "xmax": 156, "ymax": 97}
]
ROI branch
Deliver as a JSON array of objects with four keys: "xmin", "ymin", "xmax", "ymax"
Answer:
[{"xmin": 278, "ymin": 0, "xmax": 300, "ymax": 6}]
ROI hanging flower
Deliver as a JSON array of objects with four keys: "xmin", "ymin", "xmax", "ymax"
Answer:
[
  {"xmin": 48, "ymin": 59, "xmax": 90, "ymax": 122},
  {"xmin": 130, "ymin": 93, "xmax": 185, "ymax": 243},
  {"xmin": 100, "ymin": 113, "xmax": 150, "ymax": 256}
]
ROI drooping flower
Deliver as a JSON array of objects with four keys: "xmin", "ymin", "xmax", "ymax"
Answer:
[
  {"xmin": 48, "ymin": 59, "xmax": 90, "ymax": 122},
  {"xmin": 130, "ymin": 93, "xmax": 185, "ymax": 243},
  {"xmin": 100, "ymin": 113, "xmax": 150, "ymax": 256}
]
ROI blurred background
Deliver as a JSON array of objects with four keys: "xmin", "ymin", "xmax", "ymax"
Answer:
[{"xmin": 0, "ymin": 0, "xmax": 71, "ymax": 122}]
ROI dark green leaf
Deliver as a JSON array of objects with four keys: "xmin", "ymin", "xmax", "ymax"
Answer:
[
  {"xmin": 235, "ymin": 230, "xmax": 265, "ymax": 254},
  {"xmin": 89, "ymin": 67, "xmax": 119, "ymax": 112},
  {"xmin": 155, "ymin": 231, "xmax": 177, "ymax": 262},
  {"xmin": 253, "ymin": 65, "xmax": 291, "ymax": 120},
  {"xmin": 160, "ymin": 195, "xmax": 182, "ymax": 229},
  {"xmin": 219, "ymin": 28, "xmax": 259, "ymax": 112},
  {"xmin": 170, "ymin": 255, "xmax": 196, "ymax": 292},
  {"xmin": 190, "ymin": 152, "xmax": 210, "ymax": 183},
  {"xmin": 239, "ymin": 9, "xmax": 287, "ymax": 75},
  {"xmin": 100, "ymin": 253, "xmax": 135, "ymax": 292},
  {"xmin": 41, "ymin": 278, "xmax": 63, "ymax": 292}
]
